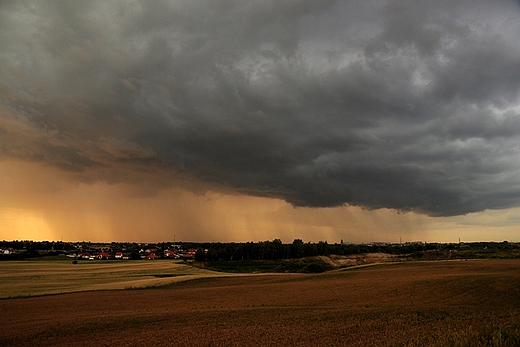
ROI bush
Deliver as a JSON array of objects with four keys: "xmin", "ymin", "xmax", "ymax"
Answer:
[
  {"xmin": 303, "ymin": 262, "xmax": 327, "ymax": 273},
  {"xmin": 201, "ymin": 259, "xmax": 333, "ymax": 273}
]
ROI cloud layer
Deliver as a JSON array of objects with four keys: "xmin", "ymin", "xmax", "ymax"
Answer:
[{"xmin": 2, "ymin": 0, "xmax": 520, "ymax": 216}]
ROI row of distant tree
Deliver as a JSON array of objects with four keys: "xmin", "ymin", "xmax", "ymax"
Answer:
[
  {"xmin": 1, "ymin": 239, "xmax": 517, "ymax": 261},
  {"xmin": 183, "ymin": 239, "xmax": 518, "ymax": 262}
]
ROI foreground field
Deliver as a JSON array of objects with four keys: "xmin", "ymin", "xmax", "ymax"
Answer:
[{"xmin": 1, "ymin": 259, "xmax": 520, "ymax": 346}]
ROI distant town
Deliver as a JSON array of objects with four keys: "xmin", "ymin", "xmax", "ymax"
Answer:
[
  {"xmin": 0, "ymin": 240, "xmax": 196, "ymax": 261},
  {"xmin": 1, "ymin": 239, "xmax": 519, "ymax": 262}
]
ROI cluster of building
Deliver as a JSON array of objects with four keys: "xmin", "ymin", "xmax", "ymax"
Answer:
[
  {"xmin": 67, "ymin": 245, "xmax": 198, "ymax": 260},
  {"xmin": 0, "ymin": 241, "xmax": 203, "ymax": 261},
  {"xmin": 1, "ymin": 247, "xmax": 16, "ymax": 255}
]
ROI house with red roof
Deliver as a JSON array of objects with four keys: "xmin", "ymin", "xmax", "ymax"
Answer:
[
  {"xmin": 145, "ymin": 253, "xmax": 160, "ymax": 260},
  {"xmin": 98, "ymin": 252, "xmax": 110, "ymax": 260}
]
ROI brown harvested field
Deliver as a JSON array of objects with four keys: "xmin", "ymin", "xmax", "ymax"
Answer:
[{"xmin": 1, "ymin": 259, "xmax": 520, "ymax": 346}]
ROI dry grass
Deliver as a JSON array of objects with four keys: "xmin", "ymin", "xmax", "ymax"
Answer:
[{"xmin": 1, "ymin": 259, "xmax": 520, "ymax": 346}]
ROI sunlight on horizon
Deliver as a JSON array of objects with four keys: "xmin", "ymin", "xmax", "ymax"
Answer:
[{"xmin": 0, "ymin": 208, "xmax": 56, "ymax": 241}]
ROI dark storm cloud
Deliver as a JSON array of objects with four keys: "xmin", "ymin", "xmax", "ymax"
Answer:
[{"xmin": 2, "ymin": 0, "xmax": 520, "ymax": 216}]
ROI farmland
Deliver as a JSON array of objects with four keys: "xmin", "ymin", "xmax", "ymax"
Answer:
[
  {"xmin": 1, "ymin": 259, "xmax": 520, "ymax": 346},
  {"xmin": 0, "ymin": 260, "xmax": 221, "ymax": 298}
]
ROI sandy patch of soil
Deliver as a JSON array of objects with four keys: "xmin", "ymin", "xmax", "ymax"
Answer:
[{"xmin": 317, "ymin": 252, "xmax": 398, "ymax": 267}]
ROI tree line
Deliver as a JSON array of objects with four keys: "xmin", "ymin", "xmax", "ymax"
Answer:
[{"xmin": 183, "ymin": 239, "xmax": 428, "ymax": 262}]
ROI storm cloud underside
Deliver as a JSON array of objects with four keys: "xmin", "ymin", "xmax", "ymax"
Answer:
[{"xmin": 2, "ymin": 0, "xmax": 520, "ymax": 217}]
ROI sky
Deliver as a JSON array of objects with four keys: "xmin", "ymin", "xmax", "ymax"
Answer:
[{"xmin": 1, "ymin": 0, "xmax": 520, "ymax": 243}]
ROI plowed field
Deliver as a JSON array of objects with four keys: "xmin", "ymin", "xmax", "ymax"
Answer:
[{"xmin": 2, "ymin": 259, "xmax": 520, "ymax": 346}]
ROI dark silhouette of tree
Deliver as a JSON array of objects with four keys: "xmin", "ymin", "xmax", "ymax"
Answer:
[{"xmin": 291, "ymin": 239, "xmax": 305, "ymax": 258}]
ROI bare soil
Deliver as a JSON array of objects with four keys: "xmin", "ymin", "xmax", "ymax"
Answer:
[
  {"xmin": 1, "ymin": 259, "xmax": 520, "ymax": 346},
  {"xmin": 317, "ymin": 252, "xmax": 398, "ymax": 266}
]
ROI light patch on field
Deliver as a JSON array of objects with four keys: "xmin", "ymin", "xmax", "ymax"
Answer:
[{"xmin": 0, "ymin": 260, "xmax": 227, "ymax": 298}]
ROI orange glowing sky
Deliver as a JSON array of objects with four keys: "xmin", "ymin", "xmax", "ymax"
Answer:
[{"xmin": 1, "ymin": 160, "xmax": 519, "ymax": 243}]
